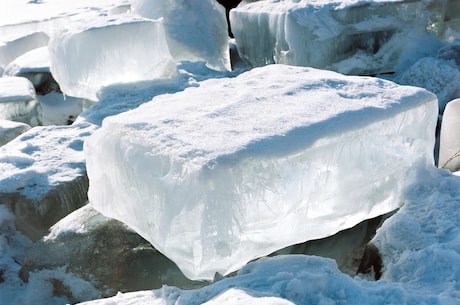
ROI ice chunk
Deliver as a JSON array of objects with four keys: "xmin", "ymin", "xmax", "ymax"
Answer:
[
  {"xmin": 86, "ymin": 64, "xmax": 438, "ymax": 280},
  {"xmin": 4, "ymin": 47, "xmax": 61, "ymax": 95},
  {"xmin": 0, "ymin": 32, "xmax": 49, "ymax": 68},
  {"xmin": 38, "ymin": 93, "xmax": 83, "ymax": 126},
  {"xmin": 130, "ymin": 0, "xmax": 230, "ymax": 71},
  {"xmin": 0, "ymin": 119, "xmax": 30, "ymax": 146},
  {"xmin": 0, "ymin": 76, "xmax": 41, "ymax": 126},
  {"xmin": 230, "ymin": 0, "xmax": 441, "ymax": 75},
  {"xmin": 439, "ymin": 98, "xmax": 460, "ymax": 171},
  {"xmin": 20, "ymin": 204, "xmax": 206, "ymax": 299},
  {"xmin": 0, "ymin": 122, "xmax": 97, "ymax": 240},
  {"xmin": 49, "ymin": 15, "xmax": 177, "ymax": 101}
]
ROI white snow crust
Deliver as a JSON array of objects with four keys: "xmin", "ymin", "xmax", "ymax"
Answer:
[
  {"xmin": 130, "ymin": 0, "xmax": 231, "ymax": 71},
  {"xmin": 86, "ymin": 64, "xmax": 438, "ymax": 280},
  {"xmin": 231, "ymin": 0, "xmax": 442, "ymax": 75},
  {"xmin": 49, "ymin": 15, "xmax": 177, "ymax": 101}
]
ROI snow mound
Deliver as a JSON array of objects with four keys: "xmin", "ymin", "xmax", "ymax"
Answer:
[
  {"xmin": 231, "ymin": 0, "xmax": 442, "ymax": 75},
  {"xmin": 130, "ymin": 0, "xmax": 230, "ymax": 71},
  {"xmin": 49, "ymin": 15, "xmax": 177, "ymax": 101},
  {"xmin": 86, "ymin": 64, "xmax": 438, "ymax": 280}
]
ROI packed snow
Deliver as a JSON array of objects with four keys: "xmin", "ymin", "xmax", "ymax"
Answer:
[
  {"xmin": 86, "ymin": 64, "xmax": 437, "ymax": 280},
  {"xmin": 1, "ymin": 0, "xmax": 460, "ymax": 304}
]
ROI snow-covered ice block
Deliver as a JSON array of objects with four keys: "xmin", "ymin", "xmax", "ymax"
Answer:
[
  {"xmin": 0, "ymin": 32, "xmax": 49, "ymax": 68},
  {"xmin": 86, "ymin": 65, "xmax": 438, "ymax": 280},
  {"xmin": 0, "ymin": 76, "xmax": 41, "ymax": 126},
  {"xmin": 49, "ymin": 15, "xmax": 176, "ymax": 101},
  {"xmin": 0, "ymin": 122, "xmax": 97, "ymax": 240},
  {"xmin": 0, "ymin": 119, "xmax": 30, "ymax": 146},
  {"xmin": 231, "ymin": 0, "xmax": 439, "ymax": 75},
  {"xmin": 130, "ymin": 0, "xmax": 230, "ymax": 71}
]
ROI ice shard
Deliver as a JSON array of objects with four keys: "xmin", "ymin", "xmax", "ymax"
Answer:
[{"xmin": 85, "ymin": 64, "xmax": 438, "ymax": 280}]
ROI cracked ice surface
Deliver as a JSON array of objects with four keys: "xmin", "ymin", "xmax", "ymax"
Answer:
[{"xmin": 85, "ymin": 64, "xmax": 438, "ymax": 280}]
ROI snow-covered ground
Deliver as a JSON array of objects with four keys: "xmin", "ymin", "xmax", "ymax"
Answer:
[{"xmin": 1, "ymin": 0, "xmax": 460, "ymax": 304}]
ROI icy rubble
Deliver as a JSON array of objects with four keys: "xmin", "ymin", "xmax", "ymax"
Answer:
[
  {"xmin": 49, "ymin": 15, "xmax": 177, "ymax": 101},
  {"xmin": 20, "ymin": 204, "xmax": 205, "ymax": 298},
  {"xmin": 231, "ymin": 0, "xmax": 444, "ymax": 75},
  {"xmin": 0, "ymin": 122, "xmax": 97, "ymax": 240},
  {"xmin": 130, "ymin": 0, "xmax": 231, "ymax": 71},
  {"xmin": 86, "ymin": 64, "xmax": 438, "ymax": 280},
  {"xmin": 0, "ymin": 76, "xmax": 41, "ymax": 126}
]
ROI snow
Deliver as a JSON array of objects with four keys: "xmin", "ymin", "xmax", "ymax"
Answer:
[
  {"xmin": 86, "ymin": 64, "xmax": 438, "ymax": 280},
  {"xmin": 49, "ymin": 15, "xmax": 177, "ymax": 101},
  {"xmin": 3, "ymin": 46, "xmax": 50, "ymax": 76},
  {"xmin": 0, "ymin": 76, "xmax": 40, "ymax": 126},
  {"xmin": 130, "ymin": 0, "xmax": 231, "ymax": 71},
  {"xmin": 231, "ymin": 0, "xmax": 442, "ymax": 75}
]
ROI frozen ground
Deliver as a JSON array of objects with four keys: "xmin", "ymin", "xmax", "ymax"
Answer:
[{"xmin": 1, "ymin": 0, "xmax": 460, "ymax": 305}]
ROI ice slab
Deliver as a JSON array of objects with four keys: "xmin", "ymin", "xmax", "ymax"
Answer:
[
  {"xmin": 130, "ymin": 0, "xmax": 230, "ymax": 71},
  {"xmin": 0, "ymin": 32, "xmax": 49, "ymax": 68},
  {"xmin": 0, "ymin": 76, "xmax": 41, "ymax": 126},
  {"xmin": 230, "ymin": 0, "xmax": 442, "ymax": 75},
  {"xmin": 20, "ymin": 204, "xmax": 205, "ymax": 299},
  {"xmin": 49, "ymin": 15, "xmax": 177, "ymax": 101},
  {"xmin": 0, "ymin": 119, "xmax": 30, "ymax": 146},
  {"xmin": 0, "ymin": 122, "xmax": 97, "ymax": 240},
  {"xmin": 86, "ymin": 64, "xmax": 438, "ymax": 280},
  {"xmin": 439, "ymin": 98, "xmax": 460, "ymax": 171}
]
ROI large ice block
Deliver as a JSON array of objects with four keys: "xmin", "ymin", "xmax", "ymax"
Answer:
[
  {"xmin": 230, "ymin": 0, "xmax": 442, "ymax": 75},
  {"xmin": 130, "ymin": 0, "xmax": 230, "ymax": 71},
  {"xmin": 85, "ymin": 64, "xmax": 438, "ymax": 280},
  {"xmin": 0, "ymin": 32, "xmax": 49, "ymax": 68},
  {"xmin": 49, "ymin": 15, "xmax": 177, "ymax": 101}
]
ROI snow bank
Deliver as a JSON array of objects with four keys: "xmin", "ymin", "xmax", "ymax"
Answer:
[
  {"xmin": 0, "ymin": 123, "xmax": 97, "ymax": 240},
  {"xmin": 231, "ymin": 0, "xmax": 441, "ymax": 75},
  {"xmin": 49, "ymin": 15, "xmax": 177, "ymax": 101},
  {"xmin": 0, "ymin": 76, "xmax": 40, "ymax": 126},
  {"xmin": 130, "ymin": 0, "xmax": 230, "ymax": 71},
  {"xmin": 86, "ymin": 64, "xmax": 438, "ymax": 280}
]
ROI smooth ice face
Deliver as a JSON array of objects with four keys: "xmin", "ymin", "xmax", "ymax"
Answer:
[
  {"xmin": 231, "ymin": 0, "xmax": 443, "ymax": 75},
  {"xmin": 49, "ymin": 15, "xmax": 177, "ymax": 101},
  {"xmin": 0, "ymin": 32, "xmax": 49, "ymax": 68},
  {"xmin": 130, "ymin": 0, "xmax": 230, "ymax": 71},
  {"xmin": 85, "ymin": 65, "xmax": 438, "ymax": 280}
]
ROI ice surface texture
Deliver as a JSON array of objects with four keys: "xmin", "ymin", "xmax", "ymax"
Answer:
[
  {"xmin": 231, "ymin": 0, "xmax": 441, "ymax": 75},
  {"xmin": 49, "ymin": 15, "xmax": 176, "ymax": 101},
  {"xmin": 85, "ymin": 65, "xmax": 438, "ymax": 280},
  {"xmin": 130, "ymin": 0, "xmax": 230, "ymax": 71}
]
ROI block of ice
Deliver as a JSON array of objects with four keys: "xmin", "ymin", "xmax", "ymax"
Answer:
[
  {"xmin": 439, "ymin": 98, "xmax": 460, "ymax": 171},
  {"xmin": 4, "ymin": 47, "xmax": 61, "ymax": 95},
  {"xmin": 49, "ymin": 15, "xmax": 177, "ymax": 101},
  {"xmin": 230, "ymin": 0, "xmax": 442, "ymax": 75},
  {"xmin": 0, "ymin": 119, "xmax": 30, "ymax": 146},
  {"xmin": 0, "ymin": 76, "xmax": 41, "ymax": 126},
  {"xmin": 130, "ymin": 0, "xmax": 230, "ymax": 71},
  {"xmin": 0, "ymin": 122, "xmax": 97, "ymax": 240},
  {"xmin": 86, "ymin": 65, "xmax": 438, "ymax": 280},
  {"xmin": 0, "ymin": 32, "xmax": 49, "ymax": 68}
]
